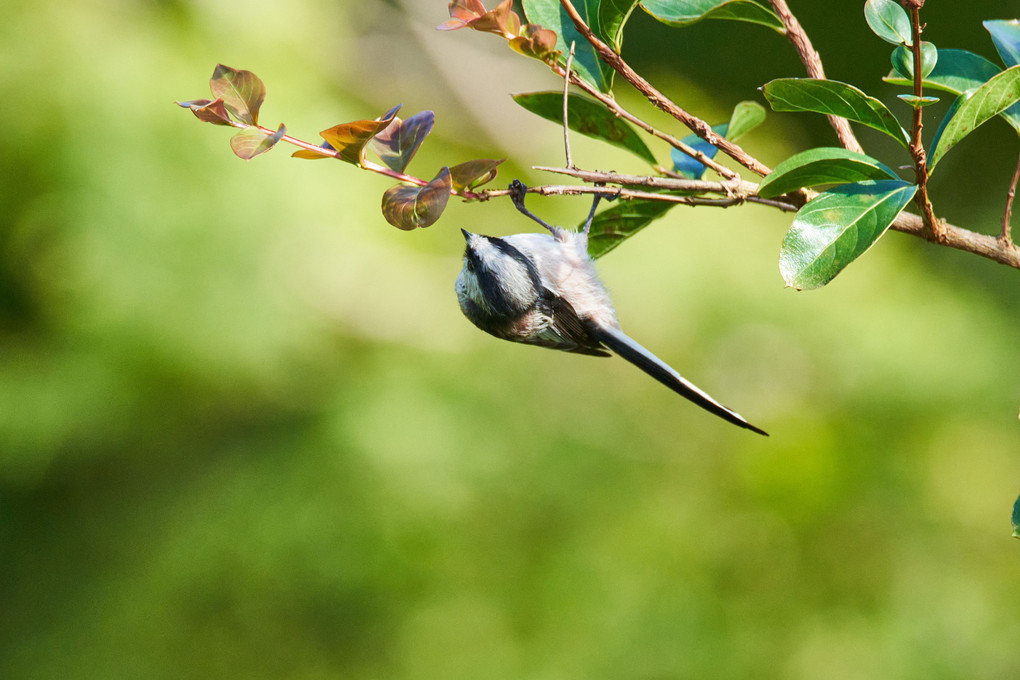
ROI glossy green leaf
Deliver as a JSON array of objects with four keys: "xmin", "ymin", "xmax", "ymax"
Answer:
[
  {"xmin": 513, "ymin": 92, "xmax": 656, "ymax": 164},
  {"xmin": 985, "ymin": 19, "xmax": 1020, "ymax": 67},
  {"xmin": 522, "ymin": 0, "xmax": 613, "ymax": 93},
  {"xmin": 318, "ymin": 105, "xmax": 402, "ymax": 167},
  {"xmin": 381, "ymin": 167, "xmax": 452, "ymax": 230},
  {"xmin": 758, "ymin": 147, "xmax": 900, "ymax": 199},
  {"xmin": 891, "ymin": 41, "xmax": 938, "ymax": 80},
  {"xmin": 176, "ymin": 98, "xmax": 233, "ymax": 126},
  {"xmin": 929, "ymin": 65, "xmax": 1020, "ymax": 169},
  {"xmin": 884, "ymin": 48, "xmax": 1001, "ymax": 94},
  {"xmin": 780, "ymin": 180, "xmax": 917, "ymax": 290},
  {"xmin": 762, "ymin": 78, "xmax": 909, "ymax": 146},
  {"xmin": 209, "ymin": 64, "xmax": 266, "ymax": 126},
  {"xmin": 587, "ymin": 199, "xmax": 678, "ymax": 258},
  {"xmin": 639, "ymin": 0, "xmax": 784, "ymax": 32},
  {"xmin": 449, "ymin": 159, "xmax": 504, "ymax": 192},
  {"xmin": 229, "ymin": 123, "xmax": 286, "ymax": 161},
  {"xmin": 727, "ymin": 100, "xmax": 767, "ymax": 141},
  {"xmin": 369, "ymin": 110, "xmax": 435, "ymax": 173},
  {"xmin": 864, "ymin": 0, "xmax": 912, "ymax": 46},
  {"xmin": 599, "ymin": 0, "xmax": 641, "ymax": 52},
  {"xmin": 897, "ymin": 94, "xmax": 940, "ymax": 108},
  {"xmin": 1012, "ymin": 493, "xmax": 1020, "ymax": 538}
]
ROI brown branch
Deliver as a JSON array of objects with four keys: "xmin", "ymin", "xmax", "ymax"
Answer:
[
  {"xmin": 558, "ymin": 0, "xmax": 771, "ymax": 178},
  {"xmin": 904, "ymin": 5, "xmax": 944, "ymax": 242},
  {"xmin": 766, "ymin": 0, "xmax": 863, "ymax": 153},
  {"xmin": 891, "ymin": 212, "xmax": 1020, "ymax": 268},
  {"xmin": 1001, "ymin": 152, "xmax": 1020, "ymax": 249},
  {"xmin": 532, "ymin": 166, "xmax": 766, "ymax": 203}
]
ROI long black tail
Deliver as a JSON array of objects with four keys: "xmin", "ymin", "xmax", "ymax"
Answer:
[{"xmin": 590, "ymin": 323, "xmax": 769, "ymax": 436}]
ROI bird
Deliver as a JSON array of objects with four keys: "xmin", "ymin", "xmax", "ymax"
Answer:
[{"xmin": 454, "ymin": 179, "xmax": 768, "ymax": 435}]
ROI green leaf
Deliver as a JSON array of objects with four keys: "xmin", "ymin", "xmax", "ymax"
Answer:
[
  {"xmin": 176, "ymin": 98, "xmax": 233, "ymax": 126},
  {"xmin": 639, "ymin": 0, "xmax": 784, "ymax": 32},
  {"xmin": 864, "ymin": 0, "xmax": 912, "ymax": 46},
  {"xmin": 929, "ymin": 65, "xmax": 1020, "ymax": 169},
  {"xmin": 513, "ymin": 92, "xmax": 656, "ymax": 164},
  {"xmin": 599, "ymin": 0, "xmax": 641, "ymax": 53},
  {"xmin": 726, "ymin": 100, "xmax": 767, "ymax": 141},
  {"xmin": 369, "ymin": 110, "xmax": 435, "ymax": 173},
  {"xmin": 522, "ymin": 0, "xmax": 613, "ymax": 93},
  {"xmin": 381, "ymin": 167, "xmax": 452, "ymax": 230},
  {"xmin": 1012, "ymin": 493, "xmax": 1020, "ymax": 538},
  {"xmin": 897, "ymin": 94, "xmax": 940, "ymax": 109},
  {"xmin": 318, "ymin": 104, "xmax": 402, "ymax": 167},
  {"xmin": 985, "ymin": 19, "xmax": 1020, "ymax": 67},
  {"xmin": 884, "ymin": 48, "xmax": 1002, "ymax": 94},
  {"xmin": 587, "ymin": 199, "xmax": 678, "ymax": 258},
  {"xmin": 449, "ymin": 159, "xmax": 504, "ymax": 192},
  {"xmin": 891, "ymin": 42, "xmax": 938, "ymax": 80},
  {"xmin": 229, "ymin": 123, "xmax": 286, "ymax": 160},
  {"xmin": 762, "ymin": 78, "xmax": 909, "ymax": 147},
  {"xmin": 779, "ymin": 180, "xmax": 917, "ymax": 290},
  {"xmin": 209, "ymin": 64, "xmax": 266, "ymax": 126},
  {"xmin": 758, "ymin": 147, "xmax": 900, "ymax": 199}
]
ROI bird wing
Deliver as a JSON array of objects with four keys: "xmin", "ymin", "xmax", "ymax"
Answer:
[
  {"xmin": 587, "ymin": 322, "xmax": 768, "ymax": 435},
  {"xmin": 519, "ymin": 291, "xmax": 611, "ymax": 357}
]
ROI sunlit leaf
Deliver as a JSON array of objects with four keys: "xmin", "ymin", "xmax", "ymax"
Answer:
[
  {"xmin": 381, "ymin": 167, "xmax": 452, "ymax": 230},
  {"xmin": 864, "ymin": 0, "xmax": 912, "ymax": 46},
  {"xmin": 522, "ymin": 0, "xmax": 612, "ymax": 92},
  {"xmin": 229, "ymin": 123, "xmax": 286, "ymax": 161},
  {"xmin": 369, "ymin": 111, "xmax": 435, "ymax": 173},
  {"xmin": 450, "ymin": 159, "xmax": 504, "ymax": 192},
  {"xmin": 897, "ymin": 94, "xmax": 940, "ymax": 108},
  {"xmin": 176, "ymin": 98, "xmax": 233, "ymax": 126},
  {"xmin": 438, "ymin": 0, "xmax": 521, "ymax": 35},
  {"xmin": 757, "ymin": 147, "xmax": 900, "ymax": 199},
  {"xmin": 587, "ymin": 199, "xmax": 678, "ymax": 258},
  {"xmin": 726, "ymin": 100, "xmax": 767, "ymax": 141},
  {"xmin": 929, "ymin": 65, "xmax": 1020, "ymax": 169},
  {"xmin": 985, "ymin": 19, "xmax": 1020, "ymax": 67},
  {"xmin": 639, "ymin": 0, "xmax": 784, "ymax": 32},
  {"xmin": 291, "ymin": 141, "xmax": 336, "ymax": 160},
  {"xmin": 779, "ymin": 180, "xmax": 916, "ymax": 290},
  {"xmin": 762, "ymin": 78, "xmax": 909, "ymax": 146},
  {"xmin": 891, "ymin": 41, "xmax": 937, "ymax": 80},
  {"xmin": 512, "ymin": 92, "xmax": 656, "ymax": 164},
  {"xmin": 209, "ymin": 64, "xmax": 266, "ymax": 126},
  {"xmin": 319, "ymin": 105, "xmax": 402, "ymax": 167},
  {"xmin": 884, "ymin": 48, "xmax": 1020, "ymax": 133}
]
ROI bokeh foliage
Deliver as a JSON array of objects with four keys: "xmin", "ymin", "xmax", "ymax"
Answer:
[{"xmin": 1, "ymin": 1, "xmax": 1019, "ymax": 679}]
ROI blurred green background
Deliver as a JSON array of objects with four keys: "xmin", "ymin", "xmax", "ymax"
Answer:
[{"xmin": 2, "ymin": 1, "xmax": 1018, "ymax": 678}]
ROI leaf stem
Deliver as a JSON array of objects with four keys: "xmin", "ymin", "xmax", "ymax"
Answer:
[
  {"xmin": 765, "ymin": 0, "xmax": 863, "ymax": 153},
  {"xmin": 905, "ymin": 4, "xmax": 943, "ymax": 241},
  {"xmin": 563, "ymin": 41, "xmax": 576, "ymax": 169},
  {"xmin": 1001, "ymin": 151, "xmax": 1020, "ymax": 249}
]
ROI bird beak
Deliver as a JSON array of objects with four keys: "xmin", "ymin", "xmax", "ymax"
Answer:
[{"xmin": 460, "ymin": 228, "xmax": 473, "ymax": 241}]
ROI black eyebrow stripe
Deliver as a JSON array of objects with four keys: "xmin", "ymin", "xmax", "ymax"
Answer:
[{"xmin": 487, "ymin": 236, "xmax": 544, "ymax": 291}]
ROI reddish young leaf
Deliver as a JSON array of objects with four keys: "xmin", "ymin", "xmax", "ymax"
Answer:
[
  {"xmin": 209, "ymin": 64, "xmax": 266, "ymax": 126},
  {"xmin": 319, "ymin": 105, "xmax": 402, "ymax": 166},
  {"xmin": 230, "ymin": 123, "xmax": 286, "ymax": 160},
  {"xmin": 369, "ymin": 111, "xmax": 436, "ymax": 173},
  {"xmin": 437, "ymin": 0, "xmax": 520, "ymax": 36},
  {"xmin": 509, "ymin": 24, "xmax": 559, "ymax": 61},
  {"xmin": 381, "ymin": 167, "xmax": 453, "ymax": 230},
  {"xmin": 176, "ymin": 98, "xmax": 233, "ymax": 126},
  {"xmin": 291, "ymin": 141, "xmax": 337, "ymax": 160},
  {"xmin": 449, "ymin": 159, "xmax": 504, "ymax": 192}
]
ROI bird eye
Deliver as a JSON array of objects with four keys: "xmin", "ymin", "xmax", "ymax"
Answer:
[{"xmin": 465, "ymin": 259, "xmax": 474, "ymax": 272}]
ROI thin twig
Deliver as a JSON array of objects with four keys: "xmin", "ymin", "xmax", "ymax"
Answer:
[
  {"xmin": 558, "ymin": 0, "xmax": 771, "ymax": 178},
  {"xmin": 533, "ymin": 165, "xmax": 762, "ymax": 201},
  {"xmin": 766, "ymin": 0, "xmax": 863, "ymax": 153},
  {"xmin": 1002, "ymin": 151, "xmax": 1020, "ymax": 249},
  {"xmin": 905, "ymin": 5, "xmax": 944, "ymax": 241},
  {"xmin": 563, "ymin": 41, "xmax": 576, "ymax": 168}
]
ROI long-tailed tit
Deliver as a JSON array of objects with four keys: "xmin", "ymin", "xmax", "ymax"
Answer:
[{"xmin": 455, "ymin": 180, "xmax": 767, "ymax": 435}]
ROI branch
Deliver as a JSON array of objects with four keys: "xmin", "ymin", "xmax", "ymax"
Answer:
[
  {"xmin": 766, "ymin": 0, "xmax": 863, "ymax": 153},
  {"xmin": 1001, "ymin": 151, "xmax": 1020, "ymax": 249},
  {"xmin": 557, "ymin": 0, "xmax": 771, "ymax": 178},
  {"xmin": 891, "ymin": 212, "xmax": 1020, "ymax": 268},
  {"xmin": 904, "ymin": 4, "xmax": 944, "ymax": 242}
]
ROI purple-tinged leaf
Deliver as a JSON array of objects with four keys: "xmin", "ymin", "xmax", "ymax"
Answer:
[
  {"xmin": 369, "ymin": 111, "xmax": 435, "ymax": 173},
  {"xmin": 381, "ymin": 167, "xmax": 453, "ymax": 230},
  {"xmin": 177, "ymin": 98, "xmax": 233, "ymax": 126},
  {"xmin": 450, "ymin": 159, "xmax": 504, "ymax": 192},
  {"xmin": 209, "ymin": 64, "xmax": 266, "ymax": 126},
  {"xmin": 230, "ymin": 123, "xmax": 286, "ymax": 160},
  {"xmin": 319, "ymin": 105, "xmax": 402, "ymax": 166}
]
